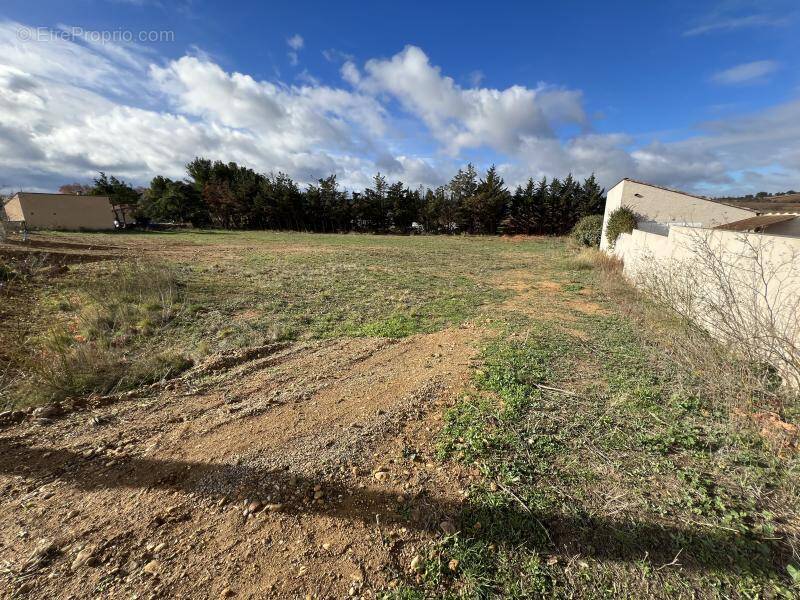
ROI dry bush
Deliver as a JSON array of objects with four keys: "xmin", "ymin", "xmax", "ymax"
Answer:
[
  {"xmin": 570, "ymin": 248, "xmax": 623, "ymax": 275},
  {"xmin": 19, "ymin": 260, "xmax": 192, "ymax": 405},
  {"xmin": 30, "ymin": 342, "xmax": 191, "ymax": 403},
  {"xmin": 633, "ymin": 229, "xmax": 800, "ymax": 404},
  {"xmin": 0, "ymin": 362, "xmax": 12, "ymax": 411},
  {"xmin": 0, "ymin": 254, "xmax": 51, "ymax": 285},
  {"xmin": 78, "ymin": 261, "xmax": 184, "ymax": 341}
]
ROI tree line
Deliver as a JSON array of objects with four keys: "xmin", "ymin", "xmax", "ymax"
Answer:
[{"xmin": 64, "ymin": 159, "xmax": 606, "ymax": 235}]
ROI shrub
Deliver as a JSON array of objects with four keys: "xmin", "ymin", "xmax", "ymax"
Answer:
[
  {"xmin": 569, "ymin": 248, "xmax": 623, "ymax": 275},
  {"xmin": 635, "ymin": 229, "xmax": 800, "ymax": 395},
  {"xmin": 17, "ymin": 260, "xmax": 191, "ymax": 405},
  {"xmin": 78, "ymin": 261, "xmax": 184, "ymax": 342},
  {"xmin": 0, "ymin": 261, "xmax": 14, "ymax": 282},
  {"xmin": 29, "ymin": 343, "xmax": 192, "ymax": 404},
  {"xmin": 605, "ymin": 206, "xmax": 637, "ymax": 248},
  {"xmin": 570, "ymin": 215, "xmax": 604, "ymax": 247}
]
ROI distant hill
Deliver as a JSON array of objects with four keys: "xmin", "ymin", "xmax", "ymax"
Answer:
[{"xmin": 712, "ymin": 192, "xmax": 800, "ymax": 214}]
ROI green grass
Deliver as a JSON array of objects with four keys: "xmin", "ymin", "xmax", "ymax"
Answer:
[
  {"xmin": 1, "ymin": 232, "xmax": 557, "ymax": 409},
  {"xmin": 387, "ymin": 254, "xmax": 800, "ymax": 599},
  {"xmin": 4, "ymin": 231, "xmax": 799, "ymax": 598}
]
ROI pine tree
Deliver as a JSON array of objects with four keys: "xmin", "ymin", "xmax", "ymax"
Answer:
[
  {"xmin": 579, "ymin": 174, "xmax": 605, "ymax": 218},
  {"xmin": 465, "ymin": 166, "xmax": 510, "ymax": 233}
]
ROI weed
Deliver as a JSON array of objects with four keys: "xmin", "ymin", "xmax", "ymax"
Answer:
[
  {"xmin": 11, "ymin": 260, "xmax": 192, "ymax": 406},
  {"xmin": 396, "ymin": 247, "xmax": 798, "ymax": 598}
]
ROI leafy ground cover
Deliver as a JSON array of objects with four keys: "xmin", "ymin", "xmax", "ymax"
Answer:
[{"xmin": 387, "ymin": 250, "xmax": 800, "ymax": 598}]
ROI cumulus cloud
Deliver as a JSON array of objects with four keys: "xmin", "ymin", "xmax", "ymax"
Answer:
[
  {"xmin": 350, "ymin": 46, "xmax": 586, "ymax": 155},
  {"xmin": 0, "ymin": 21, "xmax": 799, "ymax": 196},
  {"xmin": 711, "ymin": 60, "xmax": 779, "ymax": 85}
]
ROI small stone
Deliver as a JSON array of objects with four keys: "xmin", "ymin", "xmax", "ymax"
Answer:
[
  {"xmin": 71, "ymin": 549, "xmax": 96, "ymax": 570},
  {"xmin": 265, "ymin": 503, "xmax": 284, "ymax": 512},
  {"xmin": 546, "ymin": 555, "xmax": 559, "ymax": 566},
  {"xmin": 448, "ymin": 559, "xmax": 459, "ymax": 572},
  {"xmin": 373, "ymin": 471, "xmax": 388, "ymax": 482},
  {"xmin": 65, "ymin": 509, "xmax": 80, "ymax": 521},
  {"xmin": 33, "ymin": 404, "xmax": 63, "ymax": 419},
  {"xmin": 439, "ymin": 521, "xmax": 457, "ymax": 535},
  {"xmin": 154, "ymin": 542, "xmax": 167, "ymax": 553},
  {"xmin": 143, "ymin": 559, "xmax": 161, "ymax": 576},
  {"xmin": 322, "ymin": 543, "xmax": 331, "ymax": 551},
  {"xmin": 410, "ymin": 555, "xmax": 423, "ymax": 572},
  {"xmin": 247, "ymin": 500, "xmax": 263, "ymax": 514}
]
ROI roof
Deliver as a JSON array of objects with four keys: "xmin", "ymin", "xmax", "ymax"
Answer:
[
  {"xmin": 713, "ymin": 214, "xmax": 797, "ymax": 232},
  {"xmin": 12, "ymin": 192, "xmax": 111, "ymax": 201},
  {"xmin": 611, "ymin": 178, "xmax": 757, "ymax": 213}
]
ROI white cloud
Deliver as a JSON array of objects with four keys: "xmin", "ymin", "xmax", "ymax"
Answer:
[
  {"xmin": 353, "ymin": 45, "xmax": 586, "ymax": 156},
  {"xmin": 711, "ymin": 60, "xmax": 779, "ymax": 85},
  {"xmin": 0, "ymin": 21, "xmax": 799, "ymax": 197},
  {"xmin": 468, "ymin": 70, "xmax": 484, "ymax": 87},
  {"xmin": 684, "ymin": 13, "xmax": 789, "ymax": 36},
  {"xmin": 287, "ymin": 34, "xmax": 303, "ymax": 66},
  {"xmin": 322, "ymin": 48, "xmax": 354, "ymax": 63},
  {"xmin": 287, "ymin": 34, "xmax": 304, "ymax": 51}
]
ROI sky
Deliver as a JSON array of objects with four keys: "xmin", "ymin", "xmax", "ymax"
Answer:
[{"xmin": 1, "ymin": 0, "xmax": 799, "ymax": 196}]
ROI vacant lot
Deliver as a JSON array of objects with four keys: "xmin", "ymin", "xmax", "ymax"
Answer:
[{"xmin": 0, "ymin": 231, "xmax": 797, "ymax": 599}]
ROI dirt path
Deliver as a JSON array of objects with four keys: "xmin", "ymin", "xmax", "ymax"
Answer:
[{"xmin": 0, "ymin": 326, "xmax": 484, "ymax": 599}]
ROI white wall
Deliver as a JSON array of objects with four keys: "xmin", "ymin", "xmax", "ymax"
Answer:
[
  {"xmin": 600, "ymin": 179, "xmax": 753, "ymax": 250},
  {"xmin": 615, "ymin": 225, "xmax": 800, "ymax": 386}
]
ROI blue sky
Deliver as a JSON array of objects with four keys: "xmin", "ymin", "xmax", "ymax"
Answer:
[{"xmin": 1, "ymin": 0, "xmax": 799, "ymax": 195}]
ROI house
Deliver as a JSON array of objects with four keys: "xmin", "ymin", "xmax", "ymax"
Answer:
[
  {"xmin": 603, "ymin": 178, "xmax": 800, "ymax": 387},
  {"xmin": 599, "ymin": 179, "xmax": 754, "ymax": 250},
  {"xmin": 2, "ymin": 192, "xmax": 117, "ymax": 231},
  {"xmin": 713, "ymin": 213, "xmax": 800, "ymax": 236}
]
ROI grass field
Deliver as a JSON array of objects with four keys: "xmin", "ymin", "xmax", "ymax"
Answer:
[{"xmin": 0, "ymin": 231, "xmax": 798, "ymax": 598}]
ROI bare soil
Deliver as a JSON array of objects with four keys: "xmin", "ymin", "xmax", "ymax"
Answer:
[{"xmin": 0, "ymin": 325, "xmax": 483, "ymax": 599}]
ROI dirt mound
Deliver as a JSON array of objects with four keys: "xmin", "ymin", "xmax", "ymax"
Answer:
[{"xmin": 0, "ymin": 327, "xmax": 482, "ymax": 598}]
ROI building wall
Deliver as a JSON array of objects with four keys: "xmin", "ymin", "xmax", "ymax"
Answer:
[
  {"xmin": 11, "ymin": 193, "xmax": 116, "ymax": 230},
  {"xmin": 600, "ymin": 179, "xmax": 753, "ymax": 250},
  {"xmin": 762, "ymin": 216, "xmax": 800, "ymax": 237},
  {"xmin": 2, "ymin": 196, "xmax": 25, "ymax": 221},
  {"xmin": 614, "ymin": 225, "xmax": 800, "ymax": 386}
]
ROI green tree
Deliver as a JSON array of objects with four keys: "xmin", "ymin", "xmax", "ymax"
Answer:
[
  {"xmin": 463, "ymin": 166, "xmax": 509, "ymax": 233},
  {"xmin": 141, "ymin": 176, "xmax": 208, "ymax": 225},
  {"xmin": 502, "ymin": 178, "xmax": 541, "ymax": 235}
]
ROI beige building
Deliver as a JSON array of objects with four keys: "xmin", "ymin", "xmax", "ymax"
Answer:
[
  {"xmin": 2, "ymin": 192, "xmax": 117, "ymax": 230},
  {"xmin": 605, "ymin": 178, "xmax": 800, "ymax": 387},
  {"xmin": 600, "ymin": 179, "xmax": 754, "ymax": 250}
]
